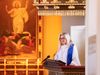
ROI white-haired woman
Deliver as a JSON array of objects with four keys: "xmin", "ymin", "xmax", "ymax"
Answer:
[{"xmin": 54, "ymin": 33, "xmax": 81, "ymax": 66}]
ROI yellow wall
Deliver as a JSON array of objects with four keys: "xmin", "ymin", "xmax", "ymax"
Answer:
[
  {"xmin": 43, "ymin": 16, "xmax": 62, "ymax": 59},
  {"xmin": 42, "ymin": 16, "xmax": 62, "ymax": 75}
]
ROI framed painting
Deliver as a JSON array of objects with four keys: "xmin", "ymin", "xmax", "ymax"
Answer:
[{"xmin": 0, "ymin": 0, "xmax": 41, "ymax": 59}]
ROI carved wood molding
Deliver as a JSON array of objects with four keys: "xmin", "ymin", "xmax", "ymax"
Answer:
[{"xmin": 33, "ymin": 0, "xmax": 85, "ymax": 16}]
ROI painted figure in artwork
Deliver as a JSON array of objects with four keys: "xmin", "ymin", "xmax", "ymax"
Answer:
[{"xmin": 6, "ymin": 0, "xmax": 29, "ymax": 33}]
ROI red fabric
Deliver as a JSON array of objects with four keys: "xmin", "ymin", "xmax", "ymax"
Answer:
[{"xmin": 0, "ymin": 37, "xmax": 6, "ymax": 55}]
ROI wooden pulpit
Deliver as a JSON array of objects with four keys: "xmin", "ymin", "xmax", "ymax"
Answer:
[{"xmin": 43, "ymin": 59, "xmax": 85, "ymax": 75}]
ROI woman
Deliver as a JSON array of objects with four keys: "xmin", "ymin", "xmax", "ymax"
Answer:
[{"xmin": 54, "ymin": 33, "xmax": 81, "ymax": 66}]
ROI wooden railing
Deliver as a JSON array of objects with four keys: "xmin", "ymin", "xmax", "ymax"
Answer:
[{"xmin": 0, "ymin": 59, "xmax": 44, "ymax": 75}]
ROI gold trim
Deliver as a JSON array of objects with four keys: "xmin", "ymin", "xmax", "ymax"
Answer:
[{"xmin": 38, "ymin": 10, "xmax": 85, "ymax": 16}]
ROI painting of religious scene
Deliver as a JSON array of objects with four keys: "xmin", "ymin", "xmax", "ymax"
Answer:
[{"xmin": 0, "ymin": 0, "xmax": 38, "ymax": 58}]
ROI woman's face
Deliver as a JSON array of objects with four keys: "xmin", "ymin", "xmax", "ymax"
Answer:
[{"xmin": 59, "ymin": 35, "xmax": 67, "ymax": 45}]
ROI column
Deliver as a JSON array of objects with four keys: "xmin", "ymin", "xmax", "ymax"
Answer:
[
  {"xmin": 97, "ymin": 0, "xmax": 100, "ymax": 75},
  {"xmin": 86, "ymin": 0, "xmax": 97, "ymax": 75}
]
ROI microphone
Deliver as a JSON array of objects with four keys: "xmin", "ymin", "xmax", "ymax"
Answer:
[{"xmin": 42, "ymin": 55, "xmax": 50, "ymax": 63}]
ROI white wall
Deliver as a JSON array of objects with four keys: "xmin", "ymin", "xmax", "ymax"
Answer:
[
  {"xmin": 62, "ymin": 16, "xmax": 85, "ymax": 33},
  {"xmin": 87, "ymin": 0, "xmax": 97, "ymax": 37},
  {"xmin": 71, "ymin": 26, "xmax": 85, "ymax": 66}
]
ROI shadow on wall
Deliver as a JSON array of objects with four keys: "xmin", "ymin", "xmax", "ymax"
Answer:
[
  {"xmin": 88, "ymin": 35, "xmax": 96, "ymax": 54},
  {"xmin": 88, "ymin": 35, "xmax": 96, "ymax": 75}
]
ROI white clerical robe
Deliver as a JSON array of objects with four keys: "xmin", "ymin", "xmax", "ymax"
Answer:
[{"xmin": 54, "ymin": 44, "xmax": 81, "ymax": 66}]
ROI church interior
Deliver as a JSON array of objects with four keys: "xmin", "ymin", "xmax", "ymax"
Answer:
[{"xmin": 0, "ymin": 0, "xmax": 98, "ymax": 75}]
